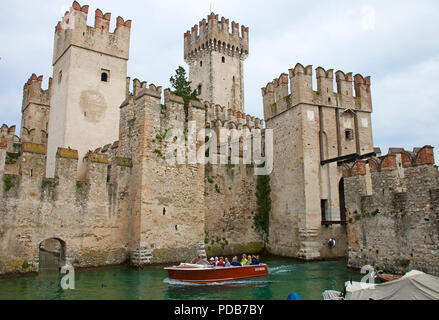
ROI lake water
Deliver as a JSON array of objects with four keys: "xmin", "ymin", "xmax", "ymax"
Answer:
[{"xmin": 0, "ymin": 256, "xmax": 362, "ymax": 300}]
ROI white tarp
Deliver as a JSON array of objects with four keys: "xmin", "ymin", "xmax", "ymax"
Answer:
[{"xmin": 345, "ymin": 270, "xmax": 439, "ymax": 300}]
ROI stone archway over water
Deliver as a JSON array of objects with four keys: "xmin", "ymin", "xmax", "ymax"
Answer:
[{"xmin": 39, "ymin": 238, "xmax": 66, "ymax": 274}]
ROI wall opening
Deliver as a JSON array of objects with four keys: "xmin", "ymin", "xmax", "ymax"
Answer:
[
  {"xmin": 345, "ymin": 129, "xmax": 353, "ymax": 141},
  {"xmin": 222, "ymin": 56, "xmax": 225, "ymax": 63},
  {"xmin": 321, "ymin": 199, "xmax": 328, "ymax": 223},
  {"xmin": 197, "ymin": 85, "xmax": 202, "ymax": 95},
  {"xmin": 339, "ymin": 178, "xmax": 346, "ymax": 222},
  {"xmin": 106, "ymin": 165, "xmax": 111, "ymax": 183},
  {"xmin": 39, "ymin": 238, "xmax": 66, "ymax": 274},
  {"xmin": 101, "ymin": 72, "xmax": 108, "ymax": 82}
]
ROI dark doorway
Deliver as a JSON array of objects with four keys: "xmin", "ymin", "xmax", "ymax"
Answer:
[
  {"xmin": 39, "ymin": 238, "xmax": 66, "ymax": 274},
  {"xmin": 339, "ymin": 178, "xmax": 346, "ymax": 222}
]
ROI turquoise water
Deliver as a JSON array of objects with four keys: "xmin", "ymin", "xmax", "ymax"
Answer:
[{"xmin": 0, "ymin": 257, "xmax": 362, "ymax": 300}]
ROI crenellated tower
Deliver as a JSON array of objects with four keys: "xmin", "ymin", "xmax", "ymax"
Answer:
[
  {"xmin": 21, "ymin": 74, "xmax": 52, "ymax": 145},
  {"xmin": 184, "ymin": 13, "xmax": 249, "ymax": 113},
  {"xmin": 262, "ymin": 63, "xmax": 374, "ymax": 261},
  {"xmin": 46, "ymin": 1, "xmax": 132, "ymax": 178}
]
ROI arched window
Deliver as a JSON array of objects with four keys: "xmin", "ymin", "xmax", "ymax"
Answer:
[
  {"xmin": 222, "ymin": 56, "xmax": 226, "ymax": 63},
  {"xmin": 200, "ymin": 61, "xmax": 203, "ymax": 67},
  {"xmin": 101, "ymin": 72, "xmax": 108, "ymax": 82},
  {"xmin": 198, "ymin": 85, "xmax": 202, "ymax": 95}
]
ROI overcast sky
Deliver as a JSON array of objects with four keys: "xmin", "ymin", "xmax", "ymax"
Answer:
[{"xmin": 0, "ymin": 0, "xmax": 438, "ymax": 162}]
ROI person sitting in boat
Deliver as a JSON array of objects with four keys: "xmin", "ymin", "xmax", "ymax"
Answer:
[
  {"xmin": 192, "ymin": 255, "xmax": 205, "ymax": 265},
  {"xmin": 241, "ymin": 254, "xmax": 248, "ymax": 265},
  {"xmin": 246, "ymin": 255, "xmax": 253, "ymax": 265},
  {"xmin": 209, "ymin": 257, "xmax": 216, "ymax": 266},
  {"xmin": 224, "ymin": 257, "xmax": 231, "ymax": 267},
  {"xmin": 231, "ymin": 256, "xmax": 242, "ymax": 267},
  {"xmin": 217, "ymin": 257, "xmax": 225, "ymax": 267},
  {"xmin": 251, "ymin": 255, "xmax": 260, "ymax": 265}
]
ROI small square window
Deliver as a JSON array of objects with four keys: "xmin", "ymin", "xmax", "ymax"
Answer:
[{"xmin": 345, "ymin": 129, "xmax": 354, "ymax": 141}]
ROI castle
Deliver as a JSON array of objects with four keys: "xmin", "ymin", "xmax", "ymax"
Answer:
[{"xmin": 1, "ymin": 1, "xmax": 438, "ymax": 276}]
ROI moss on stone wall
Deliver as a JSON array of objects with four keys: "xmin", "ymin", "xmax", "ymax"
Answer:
[
  {"xmin": 22, "ymin": 142, "xmax": 46, "ymax": 154},
  {"xmin": 57, "ymin": 148, "xmax": 79, "ymax": 159},
  {"xmin": 90, "ymin": 154, "xmax": 110, "ymax": 164},
  {"xmin": 116, "ymin": 157, "xmax": 133, "ymax": 168}
]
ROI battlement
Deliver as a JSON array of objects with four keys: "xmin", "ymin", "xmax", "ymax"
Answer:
[
  {"xmin": 132, "ymin": 79, "xmax": 163, "ymax": 99},
  {"xmin": 184, "ymin": 12, "xmax": 249, "ymax": 61},
  {"xmin": 0, "ymin": 124, "xmax": 20, "ymax": 153},
  {"xmin": 53, "ymin": 1, "xmax": 131, "ymax": 64},
  {"xmin": 262, "ymin": 63, "xmax": 372, "ymax": 121},
  {"xmin": 0, "ymin": 140, "xmax": 132, "ymax": 191},
  {"xmin": 343, "ymin": 146, "xmax": 436, "ymax": 178},
  {"xmin": 22, "ymin": 74, "xmax": 51, "ymax": 112},
  {"xmin": 203, "ymin": 99, "xmax": 263, "ymax": 130}
]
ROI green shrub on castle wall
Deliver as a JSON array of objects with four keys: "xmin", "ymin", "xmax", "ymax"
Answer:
[
  {"xmin": 400, "ymin": 259, "xmax": 411, "ymax": 268},
  {"xmin": 3, "ymin": 175, "xmax": 17, "ymax": 192},
  {"xmin": 76, "ymin": 181, "xmax": 90, "ymax": 189},
  {"xmin": 41, "ymin": 179, "xmax": 59, "ymax": 189},
  {"xmin": 5, "ymin": 152, "xmax": 19, "ymax": 165},
  {"xmin": 169, "ymin": 66, "xmax": 199, "ymax": 123}
]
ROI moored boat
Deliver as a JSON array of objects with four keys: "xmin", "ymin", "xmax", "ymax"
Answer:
[
  {"xmin": 376, "ymin": 271, "xmax": 402, "ymax": 283},
  {"xmin": 322, "ymin": 270, "xmax": 439, "ymax": 300},
  {"xmin": 165, "ymin": 263, "xmax": 269, "ymax": 284}
]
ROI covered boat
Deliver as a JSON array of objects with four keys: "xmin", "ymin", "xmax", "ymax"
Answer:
[
  {"xmin": 165, "ymin": 263, "xmax": 269, "ymax": 284},
  {"xmin": 323, "ymin": 270, "xmax": 439, "ymax": 300}
]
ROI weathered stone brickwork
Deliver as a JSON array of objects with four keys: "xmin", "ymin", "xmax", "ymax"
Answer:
[
  {"xmin": 344, "ymin": 146, "xmax": 439, "ymax": 275},
  {"xmin": 204, "ymin": 163, "xmax": 263, "ymax": 257},
  {"xmin": 0, "ymin": 143, "xmax": 132, "ymax": 275},
  {"xmin": 262, "ymin": 63, "xmax": 374, "ymax": 260}
]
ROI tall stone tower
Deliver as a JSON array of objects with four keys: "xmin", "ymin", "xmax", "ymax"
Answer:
[
  {"xmin": 184, "ymin": 13, "xmax": 249, "ymax": 113},
  {"xmin": 46, "ymin": 1, "xmax": 131, "ymax": 178},
  {"xmin": 262, "ymin": 64, "xmax": 374, "ymax": 260},
  {"xmin": 21, "ymin": 74, "xmax": 51, "ymax": 145}
]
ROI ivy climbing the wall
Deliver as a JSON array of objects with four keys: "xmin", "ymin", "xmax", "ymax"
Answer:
[{"xmin": 254, "ymin": 172, "xmax": 271, "ymax": 249}]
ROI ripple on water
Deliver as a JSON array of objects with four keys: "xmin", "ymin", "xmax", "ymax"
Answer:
[{"xmin": 163, "ymin": 277, "xmax": 277, "ymax": 287}]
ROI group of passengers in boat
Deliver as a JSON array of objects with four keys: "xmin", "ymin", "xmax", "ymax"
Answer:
[{"xmin": 192, "ymin": 254, "xmax": 260, "ymax": 267}]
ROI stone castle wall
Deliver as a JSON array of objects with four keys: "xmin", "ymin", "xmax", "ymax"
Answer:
[
  {"xmin": 0, "ymin": 74, "xmax": 267, "ymax": 275},
  {"xmin": 344, "ymin": 146, "xmax": 439, "ymax": 275},
  {"xmin": 204, "ymin": 163, "xmax": 263, "ymax": 257},
  {"xmin": 0, "ymin": 143, "xmax": 132, "ymax": 275}
]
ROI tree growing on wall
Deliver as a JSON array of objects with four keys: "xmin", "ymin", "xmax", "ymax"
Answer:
[
  {"xmin": 169, "ymin": 66, "xmax": 199, "ymax": 122},
  {"xmin": 254, "ymin": 173, "xmax": 271, "ymax": 249}
]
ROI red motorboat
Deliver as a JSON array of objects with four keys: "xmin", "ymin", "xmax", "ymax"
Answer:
[{"xmin": 165, "ymin": 263, "xmax": 269, "ymax": 284}]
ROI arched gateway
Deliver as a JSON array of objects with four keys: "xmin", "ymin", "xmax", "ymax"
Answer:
[{"xmin": 38, "ymin": 238, "xmax": 66, "ymax": 273}]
